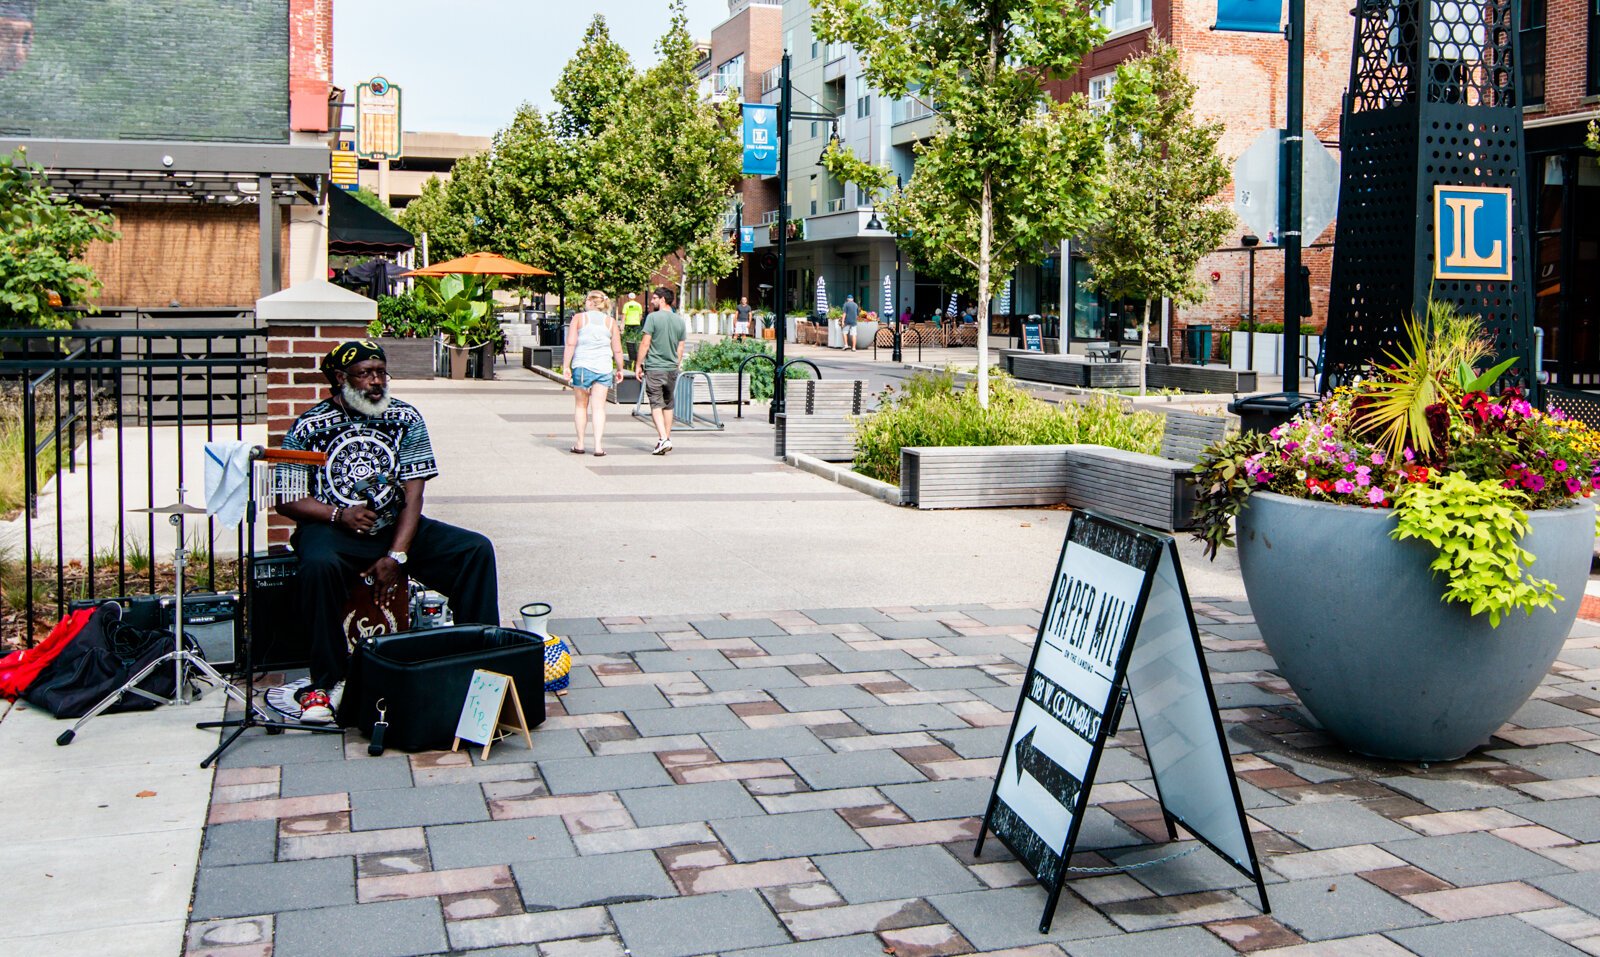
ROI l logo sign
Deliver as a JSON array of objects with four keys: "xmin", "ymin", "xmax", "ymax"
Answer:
[{"xmin": 1434, "ymin": 185, "xmax": 1513, "ymax": 281}]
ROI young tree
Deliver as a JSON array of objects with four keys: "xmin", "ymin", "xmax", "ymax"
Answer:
[
  {"xmin": 398, "ymin": 155, "xmax": 492, "ymax": 263},
  {"xmin": 486, "ymin": 5, "xmax": 740, "ymax": 295},
  {"xmin": 0, "ymin": 148, "xmax": 118, "ymax": 329},
  {"xmin": 814, "ymin": 0, "xmax": 1106, "ymax": 406},
  {"xmin": 1082, "ymin": 40, "xmax": 1232, "ymax": 395}
]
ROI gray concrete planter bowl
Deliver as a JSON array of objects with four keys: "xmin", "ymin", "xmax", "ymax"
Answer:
[{"xmin": 1237, "ymin": 491, "xmax": 1594, "ymax": 762}]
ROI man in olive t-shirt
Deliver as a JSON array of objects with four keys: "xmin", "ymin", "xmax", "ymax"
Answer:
[{"xmin": 635, "ymin": 286, "xmax": 687, "ymax": 454}]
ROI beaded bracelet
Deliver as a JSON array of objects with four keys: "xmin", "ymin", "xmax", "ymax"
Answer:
[{"xmin": 330, "ymin": 505, "xmax": 342, "ymax": 526}]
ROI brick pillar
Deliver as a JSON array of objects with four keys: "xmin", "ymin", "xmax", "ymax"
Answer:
[{"xmin": 257, "ymin": 280, "xmax": 379, "ymax": 546}]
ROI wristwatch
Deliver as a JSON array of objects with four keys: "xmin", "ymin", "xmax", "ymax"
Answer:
[{"xmin": 387, "ymin": 550, "xmax": 408, "ymax": 565}]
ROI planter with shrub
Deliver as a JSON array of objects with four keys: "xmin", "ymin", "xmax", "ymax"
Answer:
[
  {"xmin": 852, "ymin": 370, "xmax": 1163, "ymax": 485},
  {"xmin": 371, "ymin": 292, "xmax": 445, "ymax": 378},
  {"xmin": 1194, "ymin": 303, "xmax": 1599, "ymax": 761}
]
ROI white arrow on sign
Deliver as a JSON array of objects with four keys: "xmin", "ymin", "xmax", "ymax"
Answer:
[{"xmin": 1233, "ymin": 129, "xmax": 1340, "ymax": 245}]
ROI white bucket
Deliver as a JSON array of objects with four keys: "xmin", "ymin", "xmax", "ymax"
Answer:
[{"xmin": 519, "ymin": 601, "xmax": 552, "ymax": 633}]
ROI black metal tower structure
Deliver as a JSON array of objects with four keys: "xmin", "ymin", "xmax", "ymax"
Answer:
[{"xmin": 1321, "ymin": 0, "xmax": 1536, "ymax": 391}]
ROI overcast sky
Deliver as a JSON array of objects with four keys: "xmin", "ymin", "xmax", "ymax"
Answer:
[{"xmin": 334, "ymin": 0, "xmax": 733, "ymax": 138}]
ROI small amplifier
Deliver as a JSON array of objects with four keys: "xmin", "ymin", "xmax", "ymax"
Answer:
[
  {"xmin": 158, "ymin": 593, "xmax": 240, "ymax": 668},
  {"xmin": 68, "ymin": 593, "xmax": 240, "ymax": 666}
]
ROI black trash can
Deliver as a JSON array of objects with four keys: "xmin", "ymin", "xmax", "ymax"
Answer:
[
  {"xmin": 1185, "ymin": 324, "xmax": 1214, "ymax": 366},
  {"xmin": 1227, "ymin": 392, "xmax": 1319, "ymax": 435}
]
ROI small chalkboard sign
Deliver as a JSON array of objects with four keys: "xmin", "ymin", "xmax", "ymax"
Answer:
[
  {"xmin": 1022, "ymin": 322, "xmax": 1043, "ymax": 352},
  {"xmin": 452, "ymin": 669, "xmax": 533, "ymax": 760},
  {"xmin": 977, "ymin": 509, "xmax": 1268, "ymax": 933}
]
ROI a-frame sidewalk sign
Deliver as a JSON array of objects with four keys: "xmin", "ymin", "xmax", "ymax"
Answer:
[{"xmin": 977, "ymin": 508, "xmax": 1271, "ymax": 933}]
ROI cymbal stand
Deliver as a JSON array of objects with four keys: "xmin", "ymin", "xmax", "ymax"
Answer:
[
  {"xmin": 57, "ymin": 486, "xmax": 248, "ymax": 747},
  {"xmin": 197, "ymin": 447, "xmax": 341, "ymax": 769}
]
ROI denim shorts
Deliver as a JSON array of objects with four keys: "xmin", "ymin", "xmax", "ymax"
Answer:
[{"xmin": 571, "ymin": 367, "xmax": 615, "ymax": 390}]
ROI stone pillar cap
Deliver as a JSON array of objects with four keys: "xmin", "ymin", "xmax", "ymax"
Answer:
[{"xmin": 256, "ymin": 279, "xmax": 377, "ymax": 325}]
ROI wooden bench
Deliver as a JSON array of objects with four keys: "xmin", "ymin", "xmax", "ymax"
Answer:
[
  {"xmin": 1061, "ymin": 410, "xmax": 1229, "ymax": 529},
  {"xmin": 784, "ymin": 379, "xmax": 865, "ymax": 417},
  {"xmin": 901, "ymin": 445, "xmax": 1082, "ymax": 509},
  {"xmin": 692, "ymin": 372, "xmax": 751, "ymax": 405},
  {"xmin": 776, "ymin": 414, "xmax": 858, "ymax": 461}
]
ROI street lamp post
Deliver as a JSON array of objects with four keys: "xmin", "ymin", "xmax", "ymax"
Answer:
[
  {"xmin": 865, "ymin": 175, "xmax": 905, "ymax": 363},
  {"xmin": 774, "ymin": 51, "xmax": 847, "ymax": 415},
  {"xmin": 1242, "ymin": 233, "xmax": 1259, "ymax": 371}
]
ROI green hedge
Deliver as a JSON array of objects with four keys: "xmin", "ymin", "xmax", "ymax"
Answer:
[
  {"xmin": 853, "ymin": 371, "xmax": 1164, "ymax": 485},
  {"xmin": 682, "ymin": 338, "xmax": 811, "ymax": 400}
]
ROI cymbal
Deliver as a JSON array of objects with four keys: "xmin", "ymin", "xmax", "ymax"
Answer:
[{"xmin": 129, "ymin": 502, "xmax": 208, "ymax": 515}]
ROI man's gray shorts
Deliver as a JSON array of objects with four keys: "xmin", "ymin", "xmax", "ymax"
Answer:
[{"xmin": 644, "ymin": 369, "xmax": 679, "ymax": 410}]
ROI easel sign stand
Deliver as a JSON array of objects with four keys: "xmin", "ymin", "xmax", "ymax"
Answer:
[
  {"xmin": 976, "ymin": 508, "xmax": 1270, "ymax": 934},
  {"xmin": 452, "ymin": 669, "xmax": 533, "ymax": 760}
]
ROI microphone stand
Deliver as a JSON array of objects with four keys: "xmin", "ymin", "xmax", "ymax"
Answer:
[{"xmin": 197, "ymin": 447, "xmax": 341, "ymax": 769}]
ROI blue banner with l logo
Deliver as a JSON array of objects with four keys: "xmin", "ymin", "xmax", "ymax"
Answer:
[
  {"xmin": 742, "ymin": 103, "xmax": 779, "ymax": 177},
  {"xmin": 1434, "ymin": 185, "xmax": 1513, "ymax": 281},
  {"xmin": 739, "ymin": 226, "xmax": 755, "ymax": 253},
  {"xmin": 1213, "ymin": 0, "xmax": 1283, "ymax": 33}
]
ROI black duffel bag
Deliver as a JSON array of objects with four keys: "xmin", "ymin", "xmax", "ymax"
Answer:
[
  {"xmin": 336, "ymin": 625, "xmax": 546, "ymax": 753},
  {"xmin": 27, "ymin": 603, "xmax": 197, "ymax": 718}
]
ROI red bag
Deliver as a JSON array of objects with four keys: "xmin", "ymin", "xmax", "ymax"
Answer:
[{"xmin": 0, "ymin": 608, "xmax": 95, "ymax": 699}]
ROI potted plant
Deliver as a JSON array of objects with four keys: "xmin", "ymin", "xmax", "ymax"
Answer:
[
  {"xmin": 1193, "ymin": 303, "xmax": 1598, "ymax": 762},
  {"xmin": 419, "ymin": 275, "xmax": 497, "ymax": 379},
  {"xmin": 761, "ymin": 314, "xmax": 776, "ymax": 340},
  {"xmin": 369, "ymin": 292, "xmax": 444, "ymax": 378}
]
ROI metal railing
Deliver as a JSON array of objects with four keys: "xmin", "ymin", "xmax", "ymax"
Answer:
[{"xmin": 1, "ymin": 326, "xmax": 266, "ymax": 643}]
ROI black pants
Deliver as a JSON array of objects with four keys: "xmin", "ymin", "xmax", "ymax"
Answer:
[{"xmin": 292, "ymin": 516, "xmax": 499, "ymax": 690}]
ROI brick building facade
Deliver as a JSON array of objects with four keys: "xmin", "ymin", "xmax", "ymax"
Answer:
[
  {"xmin": 1045, "ymin": 0, "xmax": 1353, "ymax": 356},
  {"xmin": 1520, "ymin": 0, "xmax": 1600, "ymax": 385}
]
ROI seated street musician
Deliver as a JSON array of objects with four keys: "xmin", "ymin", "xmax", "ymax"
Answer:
[{"xmin": 275, "ymin": 340, "xmax": 499, "ymax": 723}]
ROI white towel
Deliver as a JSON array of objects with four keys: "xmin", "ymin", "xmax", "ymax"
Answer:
[{"xmin": 204, "ymin": 441, "xmax": 256, "ymax": 528}]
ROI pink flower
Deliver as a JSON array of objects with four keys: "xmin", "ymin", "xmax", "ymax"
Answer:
[
  {"xmin": 1367, "ymin": 487, "xmax": 1386, "ymax": 504},
  {"xmin": 1371, "ymin": 452, "xmax": 1386, "ymax": 465},
  {"xmin": 1567, "ymin": 478, "xmax": 1582, "ymax": 494},
  {"xmin": 1334, "ymin": 479, "xmax": 1355, "ymax": 494},
  {"xmin": 1403, "ymin": 447, "xmax": 1415, "ymax": 462},
  {"xmin": 1555, "ymin": 459, "xmax": 1568, "ymax": 472},
  {"xmin": 1551, "ymin": 407, "xmax": 1567, "ymax": 421},
  {"xmin": 1522, "ymin": 473, "xmax": 1546, "ymax": 492}
]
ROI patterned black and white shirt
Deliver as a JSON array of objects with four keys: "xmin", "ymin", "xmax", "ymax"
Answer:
[{"xmin": 280, "ymin": 398, "xmax": 439, "ymax": 532}]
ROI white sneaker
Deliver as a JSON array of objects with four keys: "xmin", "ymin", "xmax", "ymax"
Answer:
[
  {"xmin": 652, "ymin": 438, "xmax": 669, "ymax": 455},
  {"xmin": 329, "ymin": 680, "xmax": 345, "ymax": 712},
  {"xmin": 661, "ymin": 439, "xmax": 673, "ymax": 454}
]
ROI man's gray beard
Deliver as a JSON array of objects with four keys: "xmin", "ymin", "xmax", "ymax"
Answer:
[{"xmin": 341, "ymin": 383, "xmax": 392, "ymax": 417}]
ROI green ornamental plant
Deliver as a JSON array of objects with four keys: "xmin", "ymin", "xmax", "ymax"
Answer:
[
  {"xmin": 853, "ymin": 370, "xmax": 1163, "ymax": 484},
  {"xmin": 1193, "ymin": 303, "xmax": 1599, "ymax": 625},
  {"xmin": 681, "ymin": 337, "xmax": 809, "ymax": 400},
  {"xmin": 417, "ymin": 274, "xmax": 499, "ymax": 348},
  {"xmin": 0, "ymin": 148, "xmax": 119, "ymax": 329}
]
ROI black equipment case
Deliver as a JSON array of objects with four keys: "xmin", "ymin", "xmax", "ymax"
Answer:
[{"xmin": 336, "ymin": 626, "xmax": 546, "ymax": 752}]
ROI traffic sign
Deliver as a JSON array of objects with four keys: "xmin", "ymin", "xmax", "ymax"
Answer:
[{"xmin": 1233, "ymin": 129, "xmax": 1339, "ymax": 244}]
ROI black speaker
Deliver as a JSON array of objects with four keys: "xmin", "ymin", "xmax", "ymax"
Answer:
[{"xmin": 249, "ymin": 552, "xmax": 310, "ymax": 671}]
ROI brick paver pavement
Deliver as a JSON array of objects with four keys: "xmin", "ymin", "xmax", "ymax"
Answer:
[{"xmin": 184, "ymin": 602, "xmax": 1600, "ymax": 956}]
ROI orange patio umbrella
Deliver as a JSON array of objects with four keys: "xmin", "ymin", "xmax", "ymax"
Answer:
[{"xmin": 400, "ymin": 251, "xmax": 551, "ymax": 278}]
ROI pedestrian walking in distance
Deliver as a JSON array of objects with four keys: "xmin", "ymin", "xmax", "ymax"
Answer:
[
  {"xmin": 734, "ymin": 296, "xmax": 753, "ymax": 339},
  {"xmin": 636, "ymin": 286, "xmax": 687, "ymax": 455},
  {"xmin": 562, "ymin": 290, "xmax": 626, "ymax": 457},
  {"xmin": 842, "ymin": 294, "xmax": 860, "ymax": 351}
]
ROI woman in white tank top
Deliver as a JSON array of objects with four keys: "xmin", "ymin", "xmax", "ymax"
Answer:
[{"xmin": 561, "ymin": 290, "xmax": 626, "ymax": 456}]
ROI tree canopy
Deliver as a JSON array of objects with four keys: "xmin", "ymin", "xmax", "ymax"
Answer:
[
  {"xmin": 0, "ymin": 148, "xmax": 119, "ymax": 329},
  {"xmin": 1083, "ymin": 40, "xmax": 1232, "ymax": 391},
  {"xmin": 815, "ymin": 0, "xmax": 1107, "ymax": 405},
  {"xmin": 400, "ymin": 5, "xmax": 741, "ymax": 298}
]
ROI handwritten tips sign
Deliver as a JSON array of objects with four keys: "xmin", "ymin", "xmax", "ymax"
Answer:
[{"xmin": 453, "ymin": 669, "xmax": 533, "ymax": 760}]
